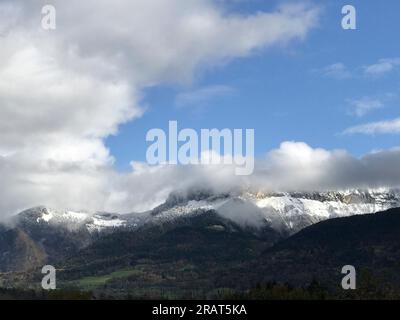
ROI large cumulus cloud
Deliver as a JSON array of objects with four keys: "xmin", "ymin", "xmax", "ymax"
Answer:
[{"xmin": 0, "ymin": 0, "xmax": 322, "ymax": 217}]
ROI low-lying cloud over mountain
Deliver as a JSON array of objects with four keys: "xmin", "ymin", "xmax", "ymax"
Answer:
[
  {"xmin": 0, "ymin": 1, "xmax": 399, "ymax": 218},
  {"xmin": 122, "ymin": 142, "xmax": 400, "ymax": 211},
  {"xmin": 3, "ymin": 139, "xmax": 400, "ymax": 219}
]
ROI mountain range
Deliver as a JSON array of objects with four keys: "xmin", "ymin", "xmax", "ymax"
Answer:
[{"xmin": 1, "ymin": 188, "xmax": 400, "ymax": 298}]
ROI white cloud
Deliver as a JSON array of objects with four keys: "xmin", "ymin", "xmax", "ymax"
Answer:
[
  {"xmin": 260, "ymin": 142, "xmax": 400, "ymax": 191},
  {"xmin": 343, "ymin": 118, "xmax": 400, "ymax": 135},
  {"xmin": 0, "ymin": 45, "xmax": 138, "ymax": 157},
  {"xmin": 348, "ymin": 97, "xmax": 384, "ymax": 117},
  {"xmin": 320, "ymin": 63, "xmax": 351, "ymax": 79},
  {"xmin": 320, "ymin": 58, "xmax": 400, "ymax": 78},
  {"xmin": 0, "ymin": 0, "xmax": 320, "ymax": 217},
  {"xmin": 364, "ymin": 58, "xmax": 400, "ymax": 76}
]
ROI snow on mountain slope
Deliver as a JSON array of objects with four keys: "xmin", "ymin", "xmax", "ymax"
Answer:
[
  {"xmin": 12, "ymin": 188, "xmax": 400, "ymax": 235},
  {"xmin": 151, "ymin": 199, "xmax": 229, "ymax": 224},
  {"xmin": 17, "ymin": 206, "xmax": 144, "ymax": 233},
  {"xmin": 244, "ymin": 190, "xmax": 400, "ymax": 232},
  {"xmin": 36, "ymin": 208, "xmax": 88, "ymax": 224},
  {"xmin": 148, "ymin": 188, "xmax": 400, "ymax": 234}
]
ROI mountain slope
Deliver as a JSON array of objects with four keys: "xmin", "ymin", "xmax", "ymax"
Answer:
[
  {"xmin": 0, "ymin": 226, "xmax": 46, "ymax": 272},
  {"xmin": 57, "ymin": 210, "xmax": 282, "ymax": 278},
  {"xmin": 1, "ymin": 203, "xmax": 400, "ymax": 298},
  {"xmin": 54, "ymin": 207, "xmax": 400, "ymax": 298},
  {"xmin": 228, "ymin": 207, "xmax": 400, "ymax": 291}
]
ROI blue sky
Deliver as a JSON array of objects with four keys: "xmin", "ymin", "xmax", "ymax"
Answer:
[{"xmin": 106, "ymin": 0, "xmax": 400, "ymax": 170}]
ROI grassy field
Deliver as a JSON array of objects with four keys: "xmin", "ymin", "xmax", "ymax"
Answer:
[{"xmin": 73, "ymin": 269, "xmax": 143, "ymax": 290}]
